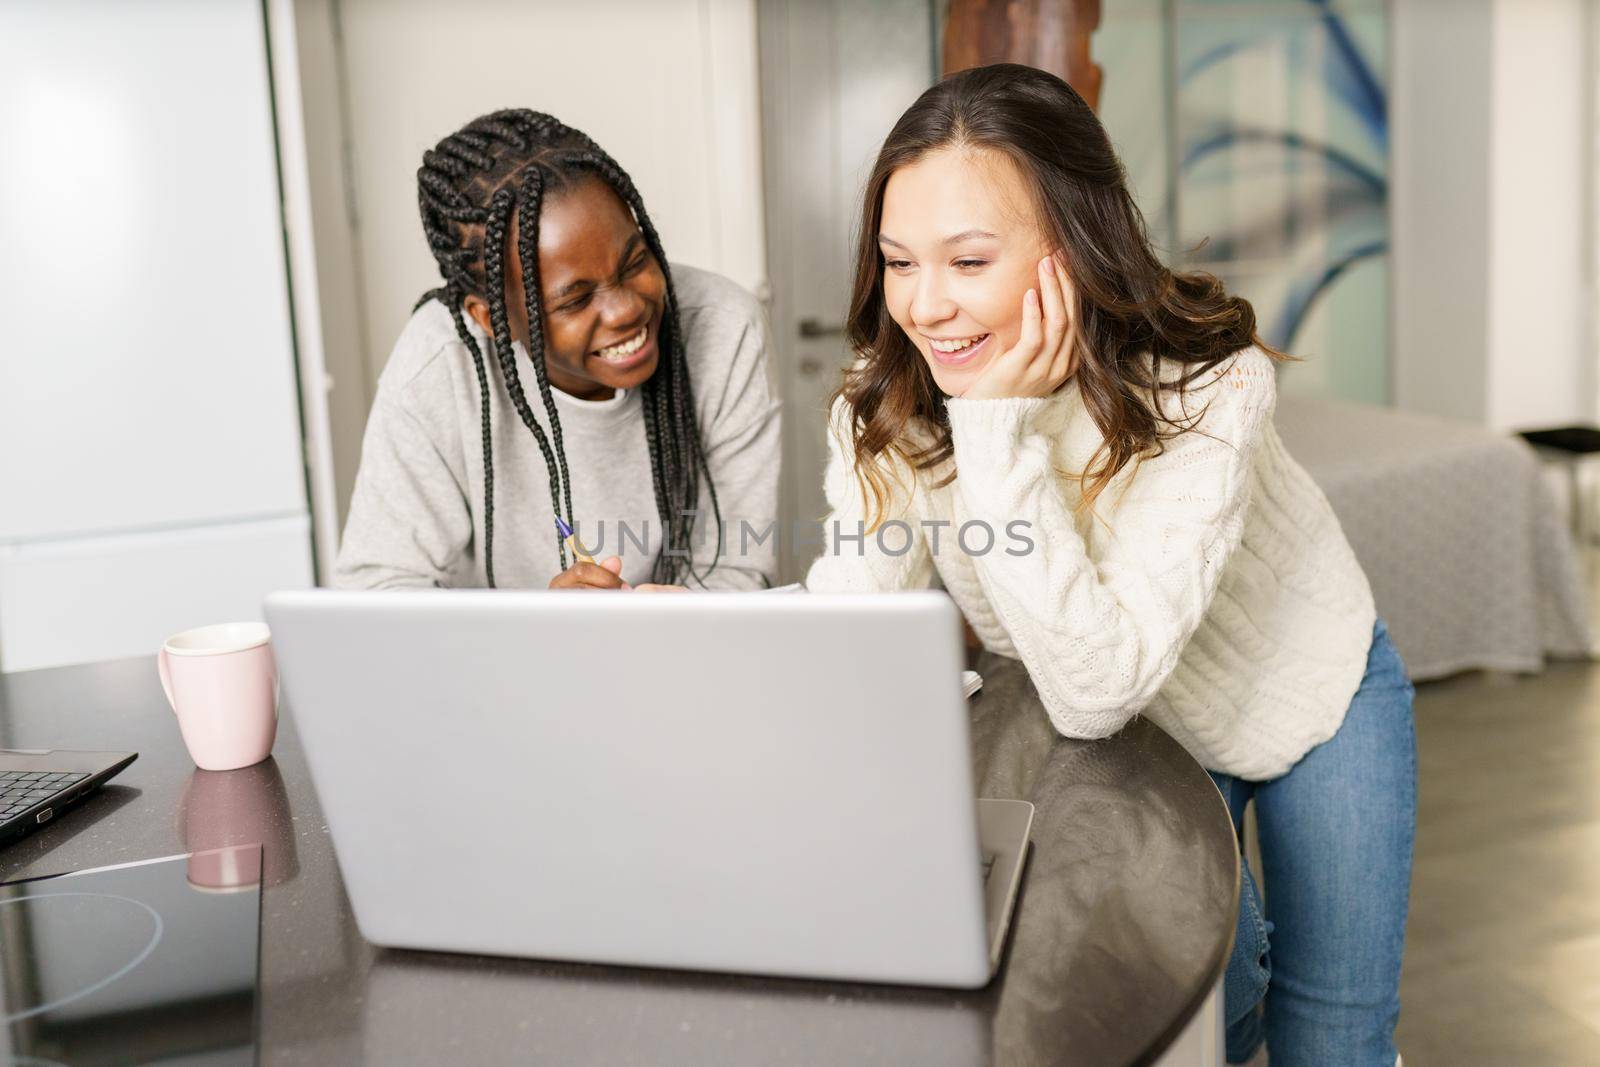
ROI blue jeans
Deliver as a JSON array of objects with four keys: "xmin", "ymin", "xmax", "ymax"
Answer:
[{"xmin": 1209, "ymin": 619, "xmax": 1416, "ymax": 1066}]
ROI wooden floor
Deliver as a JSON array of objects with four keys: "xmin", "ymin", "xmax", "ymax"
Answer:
[
  {"xmin": 1247, "ymin": 553, "xmax": 1600, "ymax": 1065},
  {"xmin": 1397, "ymin": 588, "xmax": 1600, "ymax": 1063}
]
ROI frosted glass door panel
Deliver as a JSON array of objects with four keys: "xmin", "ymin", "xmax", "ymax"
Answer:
[
  {"xmin": 0, "ymin": 0, "xmax": 307, "ymax": 541},
  {"xmin": 0, "ymin": 515, "xmax": 313, "ymax": 673}
]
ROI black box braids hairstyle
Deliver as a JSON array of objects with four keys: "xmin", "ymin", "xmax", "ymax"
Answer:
[{"xmin": 415, "ymin": 109, "xmax": 721, "ymax": 587}]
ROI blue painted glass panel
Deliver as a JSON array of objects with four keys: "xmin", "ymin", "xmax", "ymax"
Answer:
[{"xmin": 1099, "ymin": 0, "xmax": 1390, "ymax": 404}]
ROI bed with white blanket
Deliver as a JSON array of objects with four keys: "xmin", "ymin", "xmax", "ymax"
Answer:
[{"xmin": 1275, "ymin": 396, "xmax": 1593, "ymax": 681}]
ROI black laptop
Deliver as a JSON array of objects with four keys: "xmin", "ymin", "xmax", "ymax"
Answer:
[{"xmin": 0, "ymin": 749, "xmax": 136, "ymax": 845}]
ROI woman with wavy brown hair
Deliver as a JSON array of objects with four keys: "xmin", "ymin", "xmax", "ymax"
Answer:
[{"xmin": 805, "ymin": 64, "xmax": 1413, "ymax": 1067}]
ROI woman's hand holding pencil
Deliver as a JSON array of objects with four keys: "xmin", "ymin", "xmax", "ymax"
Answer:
[
  {"xmin": 548, "ymin": 516, "xmax": 626, "ymax": 590},
  {"xmin": 548, "ymin": 554, "xmax": 629, "ymax": 591},
  {"xmin": 546, "ymin": 516, "xmax": 688, "ymax": 592}
]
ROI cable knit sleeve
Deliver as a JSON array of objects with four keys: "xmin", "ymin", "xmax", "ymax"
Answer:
[
  {"xmin": 803, "ymin": 398, "xmax": 934, "ymax": 593},
  {"xmin": 943, "ymin": 351, "xmax": 1277, "ymax": 739}
]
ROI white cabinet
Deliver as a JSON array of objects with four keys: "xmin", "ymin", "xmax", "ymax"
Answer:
[
  {"xmin": 0, "ymin": 0, "xmax": 315, "ymax": 671},
  {"xmin": 0, "ymin": 518, "xmax": 313, "ymax": 674}
]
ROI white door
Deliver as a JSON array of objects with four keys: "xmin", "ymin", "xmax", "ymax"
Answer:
[{"xmin": 758, "ymin": 0, "xmax": 937, "ymax": 581}]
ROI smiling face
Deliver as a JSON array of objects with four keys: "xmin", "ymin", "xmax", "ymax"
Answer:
[
  {"xmin": 877, "ymin": 145, "xmax": 1051, "ymax": 397},
  {"xmin": 466, "ymin": 176, "xmax": 665, "ymax": 401}
]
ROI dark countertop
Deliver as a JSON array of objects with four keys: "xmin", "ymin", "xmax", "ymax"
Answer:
[{"xmin": 0, "ymin": 652, "xmax": 1237, "ymax": 1066}]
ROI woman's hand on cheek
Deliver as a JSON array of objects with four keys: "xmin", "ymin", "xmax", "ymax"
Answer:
[
  {"xmin": 961, "ymin": 253, "xmax": 1079, "ymax": 401},
  {"xmin": 549, "ymin": 555, "xmax": 630, "ymax": 591}
]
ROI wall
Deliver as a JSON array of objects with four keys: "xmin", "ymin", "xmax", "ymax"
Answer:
[
  {"xmin": 286, "ymin": 0, "xmax": 375, "ymax": 533},
  {"xmin": 1391, "ymin": 0, "xmax": 1596, "ymax": 431},
  {"xmin": 1485, "ymin": 0, "xmax": 1592, "ymax": 431},
  {"xmin": 293, "ymin": 0, "xmax": 768, "ymax": 534},
  {"xmin": 1390, "ymin": 0, "xmax": 1492, "ymax": 423}
]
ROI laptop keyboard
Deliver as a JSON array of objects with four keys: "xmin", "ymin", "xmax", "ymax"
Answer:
[{"xmin": 0, "ymin": 771, "xmax": 89, "ymax": 822}]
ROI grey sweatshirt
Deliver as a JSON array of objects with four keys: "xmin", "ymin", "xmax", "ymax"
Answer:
[{"xmin": 335, "ymin": 264, "xmax": 782, "ymax": 590}]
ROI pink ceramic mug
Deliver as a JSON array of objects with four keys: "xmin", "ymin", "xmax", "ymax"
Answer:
[{"xmin": 157, "ymin": 622, "xmax": 278, "ymax": 771}]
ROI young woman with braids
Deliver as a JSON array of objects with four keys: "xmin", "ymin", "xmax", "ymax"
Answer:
[
  {"xmin": 806, "ymin": 66, "xmax": 1413, "ymax": 1066},
  {"xmin": 336, "ymin": 110, "xmax": 780, "ymax": 592}
]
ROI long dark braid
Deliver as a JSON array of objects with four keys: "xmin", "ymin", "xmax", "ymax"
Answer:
[
  {"xmin": 481, "ymin": 186, "xmax": 568, "ymax": 569},
  {"xmin": 415, "ymin": 109, "xmax": 721, "ymax": 585},
  {"xmin": 514, "ymin": 168, "xmax": 576, "ymax": 547},
  {"xmin": 560, "ymin": 150, "xmax": 723, "ymax": 577}
]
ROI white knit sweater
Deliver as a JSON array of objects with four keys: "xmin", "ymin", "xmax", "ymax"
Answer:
[{"xmin": 805, "ymin": 347, "xmax": 1377, "ymax": 780}]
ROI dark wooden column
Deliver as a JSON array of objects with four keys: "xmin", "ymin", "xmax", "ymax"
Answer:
[{"xmin": 942, "ymin": 0, "xmax": 1104, "ymax": 110}]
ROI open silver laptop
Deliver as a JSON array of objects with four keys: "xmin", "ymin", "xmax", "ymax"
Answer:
[{"xmin": 265, "ymin": 589, "xmax": 1032, "ymax": 988}]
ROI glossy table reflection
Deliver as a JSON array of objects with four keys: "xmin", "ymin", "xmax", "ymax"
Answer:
[
  {"xmin": 0, "ymin": 653, "xmax": 1237, "ymax": 1066},
  {"xmin": 0, "ymin": 847, "xmax": 261, "ymax": 1066}
]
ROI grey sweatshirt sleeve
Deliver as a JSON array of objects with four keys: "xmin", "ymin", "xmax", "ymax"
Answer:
[
  {"xmin": 334, "ymin": 364, "xmax": 472, "ymax": 590},
  {"xmin": 683, "ymin": 284, "xmax": 783, "ymax": 591}
]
